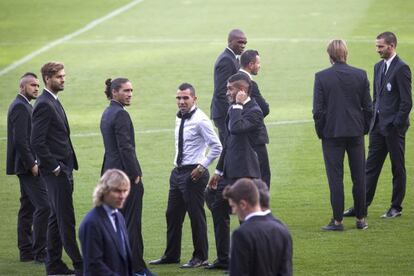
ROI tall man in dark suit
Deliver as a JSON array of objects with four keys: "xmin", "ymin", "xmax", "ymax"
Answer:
[
  {"xmin": 149, "ymin": 83, "xmax": 222, "ymax": 268},
  {"xmin": 239, "ymin": 49, "xmax": 271, "ymax": 186},
  {"xmin": 79, "ymin": 169, "xmax": 133, "ymax": 276},
  {"xmin": 206, "ymin": 73, "xmax": 263, "ymax": 270},
  {"xmin": 6, "ymin": 72, "xmax": 49, "ymax": 263},
  {"xmin": 31, "ymin": 62, "xmax": 83, "ymax": 275},
  {"xmin": 344, "ymin": 32, "xmax": 412, "ymax": 219},
  {"xmin": 313, "ymin": 40, "xmax": 373, "ymax": 231},
  {"xmin": 223, "ymin": 178, "xmax": 293, "ymax": 276},
  {"xmin": 211, "ymin": 29, "xmax": 247, "ymax": 143},
  {"xmin": 100, "ymin": 78, "xmax": 155, "ymax": 276}
]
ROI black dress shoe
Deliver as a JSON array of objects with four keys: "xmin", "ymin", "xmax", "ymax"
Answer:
[
  {"xmin": 321, "ymin": 219, "xmax": 344, "ymax": 231},
  {"xmin": 149, "ymin": 257, "xmax": 180, "ymax": 265},
  {"xmin": 381, "ymin": 207, "xmax": 402, "ymax": 218},
  {"xmin": 47, "ymin": 267, "xmax": 75, "ymax": 276},
  {"xmin": 343, "ymin": 207, "xmax": 356, "ymax": 217},
  {"xmin": 180, "ymin": 258, "xmax": 208, "ymax": 268},
  {"xmin": 205, "ymin": 260, "xmax": 228, "ymax": 270},
  {"xmin": 33, "ymin": 252, "xmax": 47, "ymax": 264},
  {"xmin": 20, "ymin": 255, "xmax": 34, "ymax": 262}
]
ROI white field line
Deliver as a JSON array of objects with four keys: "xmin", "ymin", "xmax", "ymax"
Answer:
[
  {"xmin": 0, "ymin": 119, "xmax": 312, "ymax": 141},
  {"xmin": 0, "ymin": 0, "xmax": 144, "ymax": 77}
]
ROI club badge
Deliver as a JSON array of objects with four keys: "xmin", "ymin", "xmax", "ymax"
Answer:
[{"xmin": 386, "ymin": 82, "xmax": 392, "ymax": 92}]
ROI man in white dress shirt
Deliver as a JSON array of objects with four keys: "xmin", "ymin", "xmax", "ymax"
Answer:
[{"xmin": 150, "ymin": 83, "xmax": 222, "ymax": 268}]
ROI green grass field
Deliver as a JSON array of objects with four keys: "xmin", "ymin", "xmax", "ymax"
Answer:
[{"xmin": 1, "ymin": 0, "xmax": 413, "ymax": 275}]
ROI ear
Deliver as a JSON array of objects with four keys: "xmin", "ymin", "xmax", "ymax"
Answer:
[{"xmin": 239, "ymin": 200, "xmax": 248, "ymax": 210}]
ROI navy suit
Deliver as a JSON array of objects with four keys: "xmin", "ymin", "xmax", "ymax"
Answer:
[
  {"xmin": 100, "ymin": 100, "xmax": 146, "ymax": 272},
  {"xmin": 79, "ymin": 206, "xmax": 133, "ymax": 276},
  {"xmin": 230, "ymin": 215, "xmax": 293, "ymax": 276},
  {"xmin": 313, "ymin": 62, "xmax": 373, "ymax": 220},
  {"xmin": 31, "ymin": 90, "xmax": 82, "ymax": 273},
  {"xmin": 365, "ymin": 55, "xmax": 412, "ymax": 211},
  {"xmin": 211, "ymin": 48, "xmax": 240, "ymax": 143},
  {"xmin": 6, "ymin": 94, "xmax": 49, "ymax": 260},
  {"xmin": 207, "ymin": 98, "xmax": 263, "ymax": 265}
]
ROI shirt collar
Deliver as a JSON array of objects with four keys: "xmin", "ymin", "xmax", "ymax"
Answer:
[
  {"xmin": 44, "ymin": 88, "xmax": 58, "ymax": 100},
  {"xmin": 243, "ymin": 96, "xmax": 251, "ymax": 105},
  {"xmin": 239, "ymin": 69, "xmax": 252, "ymax": 80},
  {"xmin": 18, "ymin": 93, "xmax": 30, "ymax": 104},
  {"xmin": 385, "ymin": 53, "xmax": 397, "ymax": 69},
  {"xmin": 102, "ymin": 204, "xmax": 118, "ymax": 216},
  {"xmin": 262, "ymin": 209, "xmax": 271, "ymax": 215},
  {"xmin": 245, "ymin": 210, "xmax": 267, "ymax": 221}
]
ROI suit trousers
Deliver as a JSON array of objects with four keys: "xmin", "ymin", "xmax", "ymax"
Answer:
[
  {"xmin": 322, "ymin": 136, "xmax": 366, "ymax": 220},
  {"xmin": 163, "ymin": 166, "xmax": 209, "ymax": 261},
  {"xmin": 205, "ymin": 178, "xmax": 235, "ymax": 264},
  {"xmin": 121, "ymin": 180, "xmax": 146, "ymax": 272},
  {"xmin": 17, "ymin": 174, "xmax": 49, "ymax": 259},
  {"xmin": 213, "ymin": 117, "xmax": 226, "ymax": 145},
  {"xmin": 253, "ymin": 144, "xmax": 271, "ymax": 188},
  {"xmin": 365, "ymin": 121, "xmax": 406, "ymax": 211},
  {"xmin": 43, "ymin": 172, "xmax": 83, "ymax": 272}
]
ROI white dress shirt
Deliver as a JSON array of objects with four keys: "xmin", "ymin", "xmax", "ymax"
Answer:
[{"xmin": 174, "ymin": 106, "xmax": 222, "ymax": 168}]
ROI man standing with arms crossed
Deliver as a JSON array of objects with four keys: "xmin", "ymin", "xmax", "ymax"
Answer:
[
  {"xmin": 149, "ymin": 83, "xmax": 222, "ymax": 268},
  {"xmin": 344, "ymin": 32, "xmax": 412, "ymax": 218},
  {"xmin": 7, "ymin": 72, "xmax": 49, "ymax": 264},
  {"xmin": 100, "ymin": 78, "xmax": 155, "ymax": 276},
  {"xmin": 31, "ymin": 62, "xmax": 83, "ymax": 275},
  {"xmin": 211, "ymin": 29, "xmax": 247, "ymax": 143}
]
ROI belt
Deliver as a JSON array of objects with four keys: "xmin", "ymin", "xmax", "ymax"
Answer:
[{"xmin": 175, "ymin": 164, "xmax": 198, "ymax": 171}]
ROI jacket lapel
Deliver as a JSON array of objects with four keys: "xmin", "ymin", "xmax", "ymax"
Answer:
[{"xmin": 379, "ymin": 55, "xmax": 399, "ymax": 95}]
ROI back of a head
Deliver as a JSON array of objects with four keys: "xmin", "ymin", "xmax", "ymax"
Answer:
[
  {"xmin": 326, "ymin": 39, "xmax": 348, "ymax": 63},
  {"xmin": 223, "ymin": 178, "xmax": 259, "ymax": 207},
  {"xmin": 253, "ymin": 179, "xmax": 270, "ymax": 209}
]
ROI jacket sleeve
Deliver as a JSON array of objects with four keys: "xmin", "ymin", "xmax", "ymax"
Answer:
[
  {"xmin": 393, "ymin": 64, "xmax": 412, "ymax": 128},
  {"xmin": 251, "ymin": 82, "xmax": 270, "ymax": 117},
  {"xmin": 215, "ymin": 57, "xmax": 236, "ymax": 101},
  {"xmin": 229, "ymin": 229, "xmax": 251, "ymax": 276},
  {"xmin": 10, "ymin": 105, "xmax": 36, "ymax": 171},
  {"xmin": 312, "ymin": 74, "xmax": 326, "ymax": 139},
  {"xmin": 31, "ymin": 102, "xmax": 59, "ymax": 172},
  {"xmin": 114, "ymin": 111, "xmax": 142, "ymax": 179},
  {"xmin": 228, "ymin": 106, "xmax": 263, "ymax": 134},
  {"xmin": 361, "ymin": 72, "xmax": 373, "ymax": 134}
]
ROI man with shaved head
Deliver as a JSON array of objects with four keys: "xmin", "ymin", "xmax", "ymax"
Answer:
[
  {"xmin": 210, "ymin": 29, "xmax": 247, "ymax": 143},
  {"xmin": 7, "ymin": 73, "xmax": 50, "ymax": 263}
]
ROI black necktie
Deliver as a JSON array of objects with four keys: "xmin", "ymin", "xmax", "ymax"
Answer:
[
  {"xmin": 112, "ymin": 212, "xmax": 126, "ymax": 257},
  {"xmin": 381, "ymin": 62, "xmax": 387, "ymax": 84},
  {"xmin": 176, "ymin": 108, "xmax": 197, "ymax": 166}
]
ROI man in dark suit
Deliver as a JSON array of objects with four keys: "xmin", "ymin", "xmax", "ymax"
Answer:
[
  {"xmin": 344, "ymin": 32, "xmax": 412, "ymax": 219},
  {"xmin": 240, "ymin": 49, "xmax": 271, "ymax": 187},
  {"xmin": 79, "ymin": 169, "xmax": 133, "ymax": 276},
  {"xmin": 206, "ymin": 73, "xmax": 263, "ymax": 270},
  {"xmin": 313, "ymin": 40, "xmax": 372, "ymax": 231},
  {"xmin": 223, "ymin": 178, "xmax": 292, "ymax": 276},
  {"xmin": 6, "ymin": 72, "xmax": 49, "ymax": 263},
  {"xmin": 100, "ymin": 78, "xmax": 155, "ymax": 276},
  {"xmin": 31, "ymin": 62, "xmax": 83, "ymax": 275},
  {"xmin": 211, "ymin": 29, "xmax": 247, "ymax": 143}
]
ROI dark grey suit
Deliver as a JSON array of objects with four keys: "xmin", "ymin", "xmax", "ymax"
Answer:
[
  {"xmin": 211, "ymin": 48, "xmax": 240, "ymax": 143},
  {"xmin": 31, "ymin": 90, "xmax": 82, "ymax": 273},
  {"xmin": 365, "ymin": 55, "xmax": 412, "ymax": 211},
  {"xmin": 207, "ymin": 99, "xmax": 263, "ymax": 265},
  {"xmin": 79, "ymin": 206, "xmax": 133, "ymax": 276},
  {"xmin": 230, "ymin": 215, "xmax": 293, "ymax": 276},
  {"xmin": 6, "ymin": 94, "xmax": 49, "ymax": 261},
  {"xmin": 100, "ymin": 100, "xmax": 146, "ymax": 273},
  {"xmin": 313, "ymin": 62, "xmax": 373, "ymax": 220}
]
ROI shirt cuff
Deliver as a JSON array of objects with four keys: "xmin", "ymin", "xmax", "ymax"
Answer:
[
  {"xmin": 215, "ymin": 169, "xmax": 223, "ymax": 176},
  {"xmin": 232, "ymin": 104, "xmax": 243, "ymax": 110},
  {"xmin": 53, "ymin": 165, "xmax": 60, "ymax": 173}
]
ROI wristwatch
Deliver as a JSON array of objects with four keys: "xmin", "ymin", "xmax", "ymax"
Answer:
[{"xmin": 197, "ymin": 164, "xmax": 206, "ymax": 173}]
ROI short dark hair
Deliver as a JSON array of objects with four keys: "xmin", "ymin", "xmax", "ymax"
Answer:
[
  {"xmin": 377, "ymin": 31, "xmax": 397, "ymax": 47},
  {"xmin": 240, "ymin": 50, "xmax": 259, "ymax": 68},
  {"xmin": 104, "ymin": 78, "xmax": 130, "ymax": 99},
  {"xmin": 227, "ymin": 72, "xmax": 252, "ymax": 95},
  {"xmin": 223, "ymin": 178, "xmax": 259, "ymax": 206},
  {"xmin": 178, "ymin": 82, "xmax": 196, "ymax": 96},
  {"xmin": 21, "ymin": 72, "xmax": 38, "ymax": 79},
  {"xmin": 41, "ymin": 62, "xmax": 64, "ymax": 84},
  {"xmin": 253, "ymin": 179, "xmax": 270, "ymax": 209}
]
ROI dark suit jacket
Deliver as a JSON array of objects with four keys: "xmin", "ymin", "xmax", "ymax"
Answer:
[
  {"xmin": 313, "ymin": 62, "xmax": 373, "ymax": 139},
  {"xmin": 251, "ymin": 80, "xmax": 270, "ymax": 117},
  {"xmin": 230, "ymin": 215, "xmax": 293, "ymax": 276},
  {"xmin": 31, "ymin": 90, "xmax": 78, "ymax": 174},
  {"xmin": 211, "ymin": 48, "xmax": 240, "ymax": 119},
  {"xmin": 372, "ymin": 55, "xmax": 412, "ymax": 135},
  {"xmin": 79, "ymin": 206, "xmax": 133, "ymax": 276},
  {"xmin": 216, "ymin": 99, "xmax": 262, "ymax": 179},
  {"xmin": 100, "ymin": 100, "xmax": 142, "ymax": 179},
  {"xmin": 6, "ymin": 95, "xmax": 36, "ymax": 175}
]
